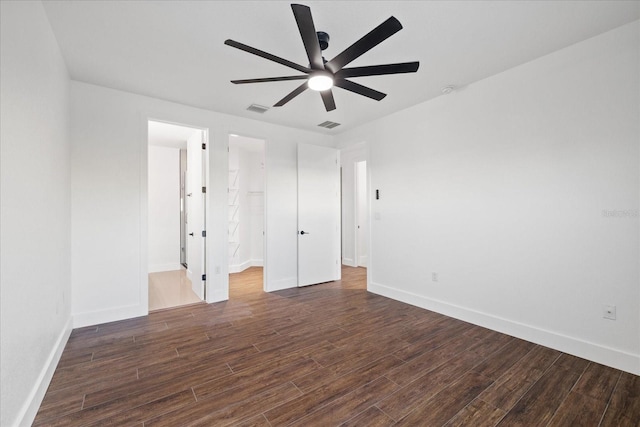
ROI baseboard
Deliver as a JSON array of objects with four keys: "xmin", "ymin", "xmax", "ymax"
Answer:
[
  {"xmin": 148, "ymin": 263, "xmax": 182, "ymax": 273},
  {"xmin": 369, "ymin": 281, "xmax": 640, "ymax": 375},
  {"xmin": 358, "ymin": 255, "xmax": 368, "ymax": 267},
  {"xmin": 265, "ymin": 276, "xmax": 297, "ymax": 292},
  {"xmin": 73, "ymin": 303, "xmax": 147, "ymax": 328},
  {"xmin": 342, "ymin": 257, "xmax": 356, "ymax": 267},
  {"xmin": 229, "ymin": 259, "xmax": 251, "ymax": 274},
  {"xmin": 15, "ymin": 316, "xmax": 72, "ymax": 427},
  {"xmin": 229, "ymin": 259, "xmax": 263, "ymax": 273}
]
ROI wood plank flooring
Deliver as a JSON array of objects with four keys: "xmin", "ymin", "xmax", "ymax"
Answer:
[{"xmin": 34, "ymin": 266, "xmax": 639, "ymax": 426}]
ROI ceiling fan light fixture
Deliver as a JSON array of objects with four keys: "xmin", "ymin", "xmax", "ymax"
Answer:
[
  {"xmin": 308, "ymin": 72, "xmax": 334, "ymax": 91},
  {"xmin": 225, "ymin": 4, "xmax": 419, "ymax": 112}
]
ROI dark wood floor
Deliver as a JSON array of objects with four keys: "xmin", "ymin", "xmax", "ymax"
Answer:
[{"xmin": 34, "ymin": 266, "xmax": 638, "ymax": 426}]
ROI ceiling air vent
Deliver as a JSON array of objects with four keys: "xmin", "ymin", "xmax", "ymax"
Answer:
[
  {"xmin": 246, "ymin": 104, "xmax": 270, "ymax": 114},
  {"xmin": 318, "ymin": 121, "xmax": 341, "ymax": 129}
]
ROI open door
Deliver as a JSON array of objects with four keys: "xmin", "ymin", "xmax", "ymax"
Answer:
[
  {"xmin": 186, "ymin": 131, "xmax": 206, "ymax": 299},
  {"xmin": 297, "ymin": 144, "xmax": 341, "ymax": 286}
]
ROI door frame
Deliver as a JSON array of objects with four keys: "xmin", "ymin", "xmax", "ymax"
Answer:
[{"xmin": 143, "ymin": 117, "xmax": 210, "ymax": 312}]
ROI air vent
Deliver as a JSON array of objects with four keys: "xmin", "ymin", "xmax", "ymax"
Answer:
[
  {"xmin": 317, "ymin": 121, "xmax": 341, "ymax": 129},
  {"xmin": 246, "ymin": 104, "xmax": 270, "ymax": 114}
]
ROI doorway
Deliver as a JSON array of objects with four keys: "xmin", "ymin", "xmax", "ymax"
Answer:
[
  {"xmin": 339, "ymin": 144, "xmax": 369, "ymax": 271},
  {"xmin": 228, "ymin": 134, "xmax": 266, "ymax": 296},
  {"xmin": 147, "ymin": 120, "xmax": 208, "ymax": 310}
]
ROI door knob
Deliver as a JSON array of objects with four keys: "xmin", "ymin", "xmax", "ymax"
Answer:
[
  {"xmin": 189, "ymin": 232, "xmax": 194, "ymax": 236},
  {"xmin": 299, "ymin": 230, "xmax": 309, "ymax": 235}
]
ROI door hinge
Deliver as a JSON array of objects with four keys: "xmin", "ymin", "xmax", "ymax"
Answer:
[
  {"xmin": 202, "ymin": 230, "xmax": 206, "ymax": 237},
  {"xmin": 202, "ymin": 143, "xmax": 206, "ymax": 149},
  {"xmin": 202, "ymin": 274, "xmax": 206, "ymax": 281},
  {"xmin": 202, "ymin": 186, "xmax": 206, "ymax": 193}
]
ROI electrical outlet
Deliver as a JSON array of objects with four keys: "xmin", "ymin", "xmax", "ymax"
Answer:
[
  {"xmin": 603, "ymin": 305, "xmax": 616, "ymax": 320},
  {"xmin": 432, "ymin": 272, "xmax": 439, "ymax": 282},
  {"xmin": 215, "ymin": 266, "xmax": 221, "ymax": 274}
]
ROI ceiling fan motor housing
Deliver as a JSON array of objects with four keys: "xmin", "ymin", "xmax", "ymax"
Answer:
[{"xmin": 317, "ymin": 31, "xmax": 330, "ymax": 50}]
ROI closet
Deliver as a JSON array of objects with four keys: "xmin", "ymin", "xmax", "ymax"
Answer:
[{"xmin": 228, "ymin": 135, "xmax": 265, "ymax": 273}]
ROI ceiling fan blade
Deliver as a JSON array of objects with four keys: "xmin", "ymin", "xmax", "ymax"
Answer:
[
  {"xmin": 325, "ymin": 17, "xmax": 403, "ymax": 73},
  {"xmin": 231, "ymin": 75, "xmax": 309, "ymax": 84},
  {"xmin": 334, "ymin": 79, "xmax": 386, "ymax": 101},
  {"xmin": 320, "ymin": 90, "xmax": 336, "ymax": 111},
  {"xmin": 336, "ymin": 61, "xmax": 419, "ymax": 78},
  {"xmin": 274, "ymin": 81, "xmax": 309, "ymax": 107},
  {"xmin": 225, "ymin": 39, "xmax": 310, "ymax": 74},
  {"xmin": 291, "ymin": 4, "xmax": 324, "ymax": 70}
]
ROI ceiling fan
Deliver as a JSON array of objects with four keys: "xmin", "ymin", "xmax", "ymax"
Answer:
[{"xmin": 224, "ymin": 3, "xmax": 420, "ymax": 112}]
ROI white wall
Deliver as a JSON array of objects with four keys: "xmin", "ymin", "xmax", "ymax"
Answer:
[
  {"xmin": 148, "ymin": 146, "xmax": 181, "ymax": 272},
  {"xmin": 70, "ymin": 81, "xmax": 334, "ymax": 326},
  {"xmin": 0, "ymin": 2, "xmax": 72, "ymax": 426},
  {"xmin": 336, "ymin": 21, "xmax": 640, "ymax": 375}
]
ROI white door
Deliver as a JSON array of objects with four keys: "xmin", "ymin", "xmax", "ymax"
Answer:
[
  {"xmin": 297, "ymin": 144, "xmax": 341, "ymax": 287},
  {"xmin": 355, "ymin": 161, "xmax": 368, "ymax": 267},
  {"xmin": 186, "ymin": 131, "xmax": 205, "ymax": 299}
]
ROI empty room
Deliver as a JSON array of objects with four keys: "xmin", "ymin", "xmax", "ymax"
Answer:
[{"xmin": 1, "ymin": 1, "xmax": 638, "ymax": 426}]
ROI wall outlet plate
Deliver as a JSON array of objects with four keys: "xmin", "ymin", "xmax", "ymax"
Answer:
[{"xmin": 603, "ymin": 305, "xmax": 616, "ymax": 320}]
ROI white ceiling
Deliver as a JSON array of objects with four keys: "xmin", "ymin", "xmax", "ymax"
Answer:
[
  {"xmin": 42, "ymin": 1, "xmax": 639, "ymax": 134},
  {"xmin": 148, "ymin": 120, "xmax": 200, "ymax": 149}
]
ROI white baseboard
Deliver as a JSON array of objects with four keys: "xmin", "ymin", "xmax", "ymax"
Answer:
[
  {"xmin": 15, "ymin": 316, "xmax": 72, "ymax": 427},
  {"xmin": 265, "ymin": 276, "xmax": 297, "ymax": 292},
  {"xmin": 148, "ymin": 263, "xmax": 182, "ymax": 273},
  {"xmin": 229, "ymin": 259, "xmax": 263, "ymax": 273},
  {"xmin": 368, "ymin": 281, "xmax": 640, "ymax": 376},
  {"xmin": 73, "ymin": 303, "xmax": 147, "ymax": 328},
  {"xmin": 342, "ymin": 257, "xmax": 356, "ymax": 267},
  {"xmin": 229, "ymin": 260, "xmax": 251, "ymax": 274}
]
